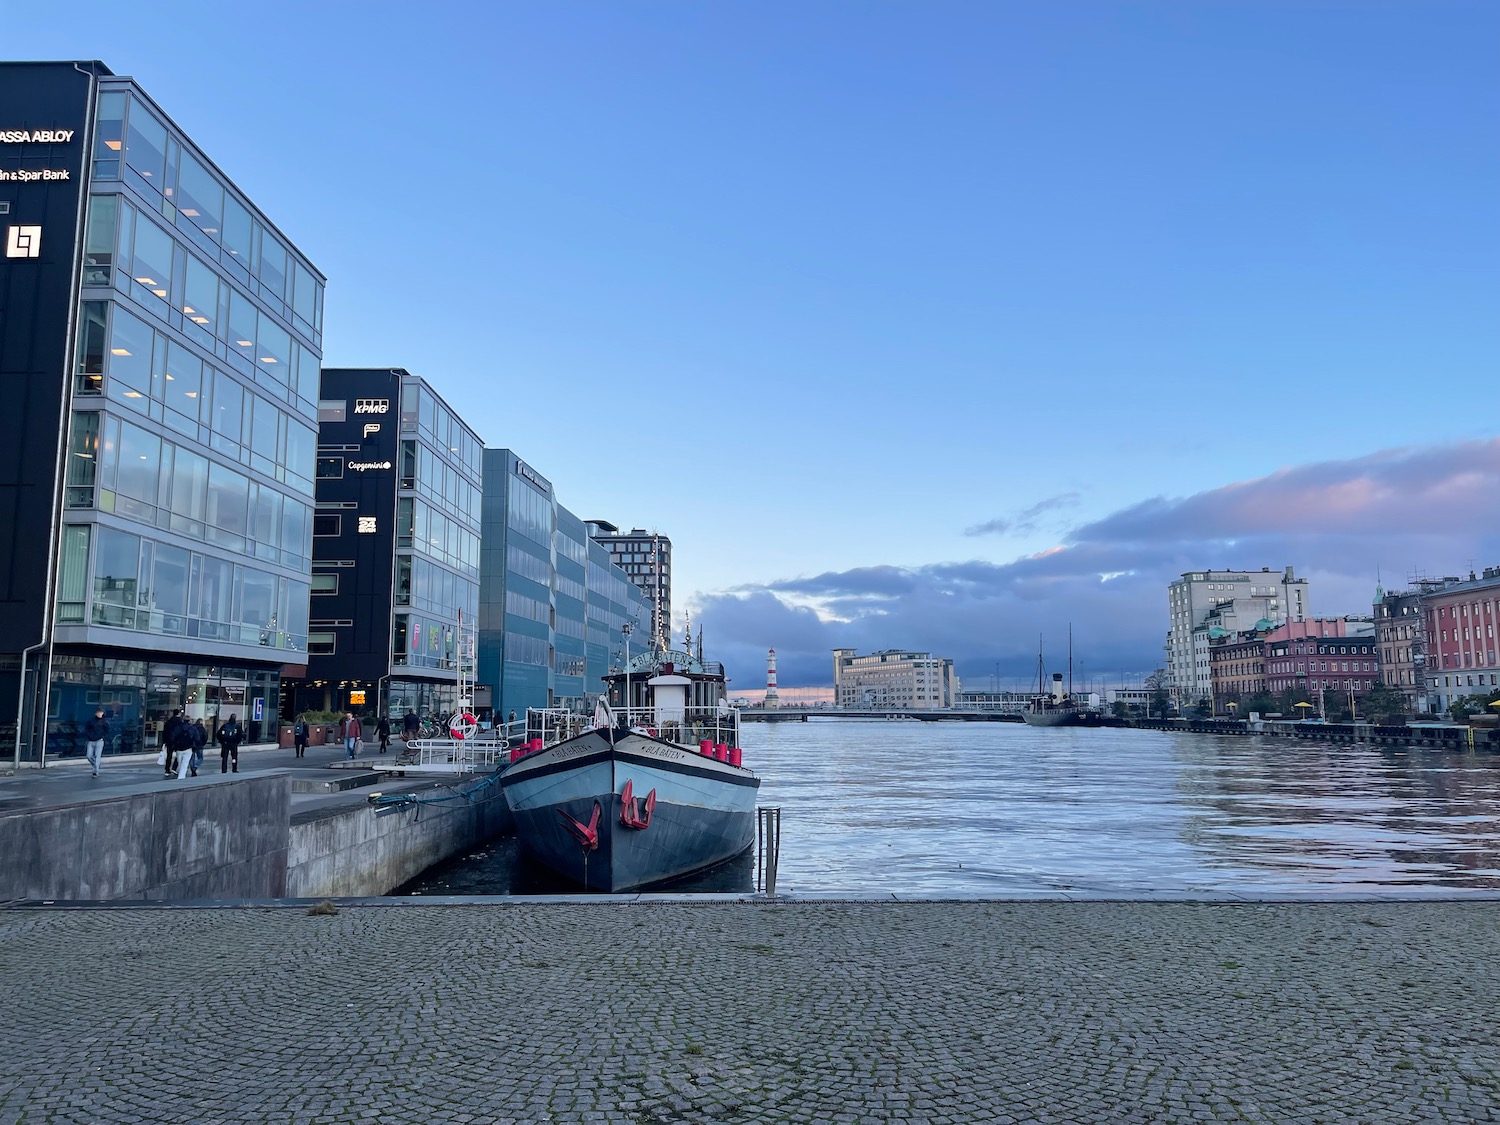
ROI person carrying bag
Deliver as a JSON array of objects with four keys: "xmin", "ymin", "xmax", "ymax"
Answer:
[{"xmin": 218, "ymin": 715, "xmax": 244, "ymax": 774}]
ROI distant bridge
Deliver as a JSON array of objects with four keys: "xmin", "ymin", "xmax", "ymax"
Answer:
[{"xmin": 740, "ymin": 708, "xmax": 1025, "ymax": 723}]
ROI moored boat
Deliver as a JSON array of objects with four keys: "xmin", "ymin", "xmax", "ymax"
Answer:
[
  {"xmin": 499, "ymin": 641, "xmax": 759, "ymax": 892},
  {"xmin": 1020, "ymin": 633, "xmax": 1082, "ymax": 727}
]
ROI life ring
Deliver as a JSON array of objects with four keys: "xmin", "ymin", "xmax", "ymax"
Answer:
[{"xmin": 449, "ymin": 712, "xmax": 478, "ymax": 740}]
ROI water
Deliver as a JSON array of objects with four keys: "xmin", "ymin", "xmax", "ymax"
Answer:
[{"xmin": 396, "ymin": 721, "xmax": 1500, "ymax": 896}]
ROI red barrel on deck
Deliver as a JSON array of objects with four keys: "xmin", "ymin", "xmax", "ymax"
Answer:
[
  {"xmin": 699, "ymin": 739, "xmax": 714, "ymax": 756},
  {"xmin": 714, "ymin": 742, "xmax": 728, "ymax": 761},
  {"xmin": 728, "ymin": 746, "xmax": 742, "ymax": 767}
]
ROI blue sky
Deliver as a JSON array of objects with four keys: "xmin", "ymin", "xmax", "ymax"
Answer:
[{"xmin": 16, "ymin": 2, "xmax": 1500, "ymax": 688}]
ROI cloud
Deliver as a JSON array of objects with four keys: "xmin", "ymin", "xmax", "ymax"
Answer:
[
  {"xmin": 696, "ymin": 438, "xmax": 1500, "ymax": 690},
  {"xmin": 965, "ymin": 490, "xmax": 1081, "ymax": 537}
]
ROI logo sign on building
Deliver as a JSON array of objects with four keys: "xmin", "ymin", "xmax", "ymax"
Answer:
[
  {"xmin": 5, "ymin": 225, "xmax": 40, "ymax": 258},
  {"xmin": 353, "ymin": 398, "xmax": 389, "ymax": 414},
  {"xmin": 348, "ymin": 460, "xmax": 392, "ymax": 472},
  {"xmin": 349, "ymin": 690, "xmax": 367, "ymax": 705},
  {"xmin": 362, "ymin": 423, "xmax": 380, "ymax": 439},
  {"xmin": 515, "ymin": 458, "xmax": 552, "ymax": 493},
  {"xmin": 0, "ymin": 129, "xmax": 76, "ymax": 143},
  {"xmin": 252, "ymin": 698, "xmax": 265, "ymax": 722},
  {"xmin": 357, "ymin": 515, "xmax": 378, "ymax": 533}
]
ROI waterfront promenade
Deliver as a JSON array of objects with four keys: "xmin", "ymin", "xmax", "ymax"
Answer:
[{"xmin": 2, "ymin": 900, "xmax": 1497, "ymax": 1123}]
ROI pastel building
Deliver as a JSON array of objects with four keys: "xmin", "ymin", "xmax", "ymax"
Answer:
[
  {"xmin": 1165, "ymin": 567, "xmax": 1308, "ymax": 705},
  {"xmin": 1422, "ymin": 567, "xmax": 1500, "ymax": 712},
  {"xmin": 831, "ymin": 648, "xmax": 957, "ymax": 709}
]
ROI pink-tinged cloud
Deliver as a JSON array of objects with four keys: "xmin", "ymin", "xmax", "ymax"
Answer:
[{"xmin": 697, "ymin": 437, "xmax": 1500, "ymax": 688}]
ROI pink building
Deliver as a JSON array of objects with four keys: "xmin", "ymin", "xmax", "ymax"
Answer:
[
  {"xmin": 1422, "ymin": 567, "xmax": 1500, "ymax": 711},
  {"xmin": 1264, "ymin": 617, "xmax": 1378, "ymax": 715}
]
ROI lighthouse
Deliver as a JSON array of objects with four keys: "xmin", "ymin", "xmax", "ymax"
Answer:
[{"xmin": 766, "ymin": 648, "xmax": 780, "ymax": 709}]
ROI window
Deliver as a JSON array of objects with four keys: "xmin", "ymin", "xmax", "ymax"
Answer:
[
  {"xmin": 175, "ymin": 152, "xmax": 222, "ymax": 247},
  {"xmin": 65, "ymin": 412, "xmax": 100, "ymax": 508},
  {"xmin": 307, "ymin": 632, "xmax": 336, "ymax": 656},
  {"xmin": 124, "ymin": 97, "xmax": 167, "ymax": 193},
  {"xmin": 313, "ymin": 513, "xmax": 341, "ymax": 537},
  {"xmin": 57, "ymin": 525, "xmax": 90, "ymax": 624},
  {"xmin": 83, "ymin": 195, "xmax": 118, "ymax": 287},
  {"xmin": 128, "ymin": 214, "xmax": 174, "ymax": 316},
  {"xmin": 316, "ymin": 456, "xmax": 343, "ymax": 479},
  {"xmin": 317, "ymin": 400, "xmax": 346, "ymax": 423},
  {"xmin": 311, "ymin": 573, "xmax": 338, "ymax": 595},
  {"xmin": 106, "ymin": 304, "xmax": 157, "ymax": 411},
  {"xmin": 75, "ymin": 301, "xmax": 108, "ymax": 395},
  {"xmin": 92, "ymin": 525, "xmax": 140, "ymax": 628}
]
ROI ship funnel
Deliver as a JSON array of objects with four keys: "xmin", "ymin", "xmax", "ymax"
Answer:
[{"xmin": 1051, "ymin": 672, "xmax": 1065, "ymax": 703}]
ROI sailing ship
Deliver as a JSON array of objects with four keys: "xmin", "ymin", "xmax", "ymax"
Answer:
[
  {"xmin": 1021, "ymin": 632, "xmax": 1082, "ymax": 727},
  {"xmin": 499, "ymin": 624, "xmax": 760, "ymax": 892}
]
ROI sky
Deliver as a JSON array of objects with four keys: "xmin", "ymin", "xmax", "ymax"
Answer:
[{"xmin": 14, "ymin": 2, "xmax": 1500, "ymax": 689}]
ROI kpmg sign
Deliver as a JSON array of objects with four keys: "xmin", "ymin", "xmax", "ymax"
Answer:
[{"xmin": 515, "ymin": 458, "xmax": 552, "ymax": 494}]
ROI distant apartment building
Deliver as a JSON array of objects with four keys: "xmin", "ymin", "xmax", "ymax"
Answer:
[
  {"xmin": 1263, "ymin": 617, "xmax": 1378, "ymax": 717},
  {"xmin": 1165, "ymin": 567, "xmax": 1308, "ymax": 705},
  {"xmin": 1421, "ymin": 567, "xmax": 1500, "ymax": 713},
  {"xmin": 1208, "ymin": 625, "xmax": 1274, "ymax": 707},
  {"xmin": 585, "ymin": 521, "xmax": 671, "ymax": 650},
  {"xmin": 1374, "ymin": 578, "xmax": 1458, "ymax": 714},
  {"xmin": 832, "ymin": 648, "xmax": 957, "ymax": 709}
]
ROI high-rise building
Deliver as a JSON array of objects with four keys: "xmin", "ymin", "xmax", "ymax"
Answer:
[
  {"xmin": 0, "ymin": 62, "xmax": 324, "ymax": 764},
  {"xmin": 284, "ymin": 369, "xmax": 482, "ymax": 720},
  {"xmin": 584, "ymin": 521, "xmax": 672, "ymax": 649},
  {"xmin": 1165, "ymin": 567, "xmax": 1308, "ymax": 706},
  {"xmin": 481, "ymin": 452, "xmax": 649, "ymax": 717},
  {"xmin": 831, "ymin": 648, "xmax": 957, "ymax": 709}
]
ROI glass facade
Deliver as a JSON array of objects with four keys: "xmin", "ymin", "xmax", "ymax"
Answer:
[
  {"xmin": 478, "ymin": 450, "xmax": 648, "ymax": 718},
  {"xmin": 36, "ymin": 77, "xmax": 325, "ymax": 762}
]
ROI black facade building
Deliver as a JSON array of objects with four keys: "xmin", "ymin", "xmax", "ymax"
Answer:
[
  {"xmin": 0, "ymin": 62, "xmax": 324, "ymax": 764},
  {"xmin": 287, "ymin": 369, "xmax": 481, "ymax": 722}
]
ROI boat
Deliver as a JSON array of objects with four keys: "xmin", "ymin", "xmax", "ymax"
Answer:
[
  {"xmin": 499, "ymin": 630, "xmax": 760, "ymax": 892},
  {"xmin": 1021, "ymin": 633, "xmax": 1082, "ymax": 727}
]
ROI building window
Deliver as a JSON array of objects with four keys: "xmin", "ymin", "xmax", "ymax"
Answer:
[
  {"xmin": 311, "ymin": 573, "xmax": 338, "ymax": 595},
  {"xmin": 316, "ymin": 456, "xmax": 343, "ymax": 479},
  {"xmin": 308, "ymin": 632, "xmax": 336, "ymax": 656},
  {"xmin": 317, "ymin": 400, "xmax": 346, "ymax": 423},
  {"xmin": 313, "ymin": 513, "xmax": 341, "ymax": 538}
]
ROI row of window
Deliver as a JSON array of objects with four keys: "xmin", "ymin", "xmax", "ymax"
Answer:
[
  {"xmin": 1438, "ymin": 625, "xmax": 1496, "ymax": 643},
  {"xmin": 1442, "ymin": 651, "xmax": 1498, "ymax": 669},
  {"xmin": 94, "ymin": 91, "xmax": 323, "ymax": 343},
  {"xmin": 76, "ymin": 300, "xmax": 318, "ymax": 493},
  {"xmin": 396, "ymin": 496, "xmax": 480, "ymax": 576},
  {"xmin": 1434, "ymin": 600, "xmax": 1498, "ymax": 619},
  {"xmin": 57, "ymin": 523, "xmax": 309, "ymax": 653},
  {"xmin": 1268, "ymin": 661, "xmax": 1377, "ymax": 674},
  {"xmin": 67, "ymin": 413, "xmax": 312, "ymax": 572},
  {"xmin": 507, "ymin": 474, "xmax": 554, "ymax": 549},
  {"xmin": 400, "ymin": 382, "xmax": 481, "ymax": 480},
  {"xmin": 400, "ymin": 439, "xmax": 481, "ymax": 529},
  {"xmin": 393, "ymin": 555, "xmax": 478, "ymax": 620},
  {"xmin": 83, "ymin": 196, "xmax": 320, "ymax": 413}
]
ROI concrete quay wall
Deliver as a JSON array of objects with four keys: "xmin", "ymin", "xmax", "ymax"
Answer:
[
  {"xmin": 0, "ymin": 773, "xmax": 291, "ymax": 901},
  {"xmin": 1130, "ymin": 716, "xmax": 1500, "ymax": 750},
  {"xmin": 286, "ymin": 789, "xmax": 511, "ymax": 899}
]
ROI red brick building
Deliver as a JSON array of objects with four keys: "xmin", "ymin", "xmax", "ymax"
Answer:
[
  {"xmin": 1422, "ymin": 567, "xmax": 1500, "ymax": 712},
  {"xmin": 1263, "ymin": 618, "xmax": 1379, "ymax": 718}
]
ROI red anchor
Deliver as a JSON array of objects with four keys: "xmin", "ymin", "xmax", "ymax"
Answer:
[
  {"xmin": 619, "ymin": 779, "xmax": 656, "ymax": 830},
  {"xmin": 558, "ymin": 801, "xmax": 601, "ymax": 850}
]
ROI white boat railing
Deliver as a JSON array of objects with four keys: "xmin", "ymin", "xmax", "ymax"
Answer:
[
  {"xmin": 401, "ymin": 739, "xmax": 506, "ymax": 773},
  {"xmin": 520, "ymin": 705, "xmax": 742, "ymax": 750}
]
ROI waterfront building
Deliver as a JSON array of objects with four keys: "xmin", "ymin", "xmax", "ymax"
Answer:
[
  {"xmin": 480, "ymin": 452, "xmax": 649, "ymax": 718},
  {"xmin": 1207, "ymin": 622, "xmax": 1276, "ymax": 711},
  {"xmin": 1420, "ymin": 567, "xmax": 1500, "ymax": 713},
  {"xmin": 1374, "ymin": 577, "xmax": 1457, "ymax": 714},
  {"xmin": 1165, "ymin": 567, "xmax": 1308, "ymax": 706},
  {"xmin": 831, "ymin": 648, "xmax": 957, "ymax": 709},
  {"xmin": 1263, "ymin": 618, "xmax": 1378, "ymax": 718},
  {"xmin": 284, "ymin": 369, "xmax": 481, "ymax": 721},
  {"xmin": 584, "ymin": 521, "xmax": 672, "ymax": 650},
  {"xmin": 0, "ymin": 62, "xmax": 324, "ymax": 763}
]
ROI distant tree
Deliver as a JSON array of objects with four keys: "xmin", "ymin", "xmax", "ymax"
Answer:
[
  {"xmin": 1360, "ymin": 683, "xmax": 1408, "ymax": 724},
  {"xmin": 1450, "ymin": 689, "xmax": 1500, "ymax": 723},
  {"xmin": 1193, "ymin": 697, "xmax": 1212, "ymax": 719},
  {"xmin": 1111, "ymin": 700, "xmax": 1129, "ymax": 719},
  {"xmin": 1143, "ymin": 668, "xmax": 1172, "ymax": 717},
  {"xmin": 1247, "ymin": 691, "xmax": 1276, "ymax": 716}
]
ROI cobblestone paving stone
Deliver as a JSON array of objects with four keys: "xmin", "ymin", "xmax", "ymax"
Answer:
[{"xmin": 1, "ymin": 902, "xmax": 1497, "ymax": 1123}]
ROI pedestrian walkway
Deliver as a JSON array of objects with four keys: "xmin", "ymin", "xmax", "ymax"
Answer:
[
  {"xmin": 0, "ymin": 737, "xmax": 396, "ymax": 814},
  {"xmin": 1, "ymin": 899, "xmax": 1496, "ymax": 1123}
]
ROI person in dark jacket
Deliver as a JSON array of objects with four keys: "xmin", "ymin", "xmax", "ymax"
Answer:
[
  {"xmin": 293, "ymin": 715, "xmax": 310, "ymax": 758},
  {"xmin": 172, "ymin": 716, "xmax": 197, "ymax": 780},
  {"xmin": 376, "ymin": 715, "xmax": 391, "ymax": 755},
  {"xmin": 218, "ymin": 715, "xmax": 243, "ymax": 774},
  {"xmin": 83, "ymin": 708, "xmax": 108, "ymax": 778},
  {"xmin": 403, "ymin": 710, "xmax": 419, "ymax": 740},
  {"xmin": 163, "ymin": 709, "xmax": 186, "ymax": 777},
  {"xmin": 190, "ymin": 719, "xmax": 207, "ymax": 775}
]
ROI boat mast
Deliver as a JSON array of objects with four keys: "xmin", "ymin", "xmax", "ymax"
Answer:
[{"xmin": 1068, "ymin": 624, "xmax": 1073, "ymax": 698}]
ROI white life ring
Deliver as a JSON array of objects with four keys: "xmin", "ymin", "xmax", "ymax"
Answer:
[{"xmin": 449, "ymin": 712, "xmax": 478, "ymax": 740}]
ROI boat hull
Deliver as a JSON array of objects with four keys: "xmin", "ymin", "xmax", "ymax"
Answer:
[
  {"xmin": 1021, "ymin": 708, "xmax": 1079, "ymax": 727},
  {"xmin": 500, "ymin": 729, "xmax": 760, "ymax": 892}
]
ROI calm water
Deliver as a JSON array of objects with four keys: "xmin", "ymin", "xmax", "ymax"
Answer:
[{"xmin": 396, "ymin": 721, "xmax": 1500, "ymax": 896}]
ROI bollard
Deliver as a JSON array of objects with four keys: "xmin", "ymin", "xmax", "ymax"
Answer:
[{"xmin": 756, "ymin": 806, "xmax": 782, "ymax": 897}]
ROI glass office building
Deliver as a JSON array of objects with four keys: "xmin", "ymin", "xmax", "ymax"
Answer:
[
  {"xmin": 478, "ymin": 450, "xmax": 646, "ymax": 718},
  {"xmin": 0, "ymin": 63, "xmax": 323, "ymax": 762},
  {"xmin": 285, "ymin": 370, "xmax": 482, "ymax": 721}
]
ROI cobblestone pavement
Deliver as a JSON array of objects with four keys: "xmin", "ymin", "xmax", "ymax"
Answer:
[{"xmin": 2, "ymin": 901, "xmax": 1497, "ymax": 1123}]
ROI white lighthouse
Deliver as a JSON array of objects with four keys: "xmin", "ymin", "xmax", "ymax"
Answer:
[{"xmin": 765, "ymin": 648, "xmax": 780, "ymax": 709}]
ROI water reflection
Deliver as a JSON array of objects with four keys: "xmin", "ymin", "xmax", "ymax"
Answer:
[{"xmin": 395, "ymin": 722, "xmax": 1500, "ymax": 896}]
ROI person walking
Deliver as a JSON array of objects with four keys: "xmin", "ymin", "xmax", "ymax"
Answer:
[
  {"xmin": 376, "ymin": 714, "xmax": 391, "ymax": 756},
  {"xmin": 162, "ymin": 708, "xmax": 186, "ymax": 777},
  {"xmin": 403, "ymin": 710, "xmax": 419, "ymax": 741},
  {"xmin": 190, "ymin": 719, "xmax": 207, "ymax": 776},
  {"xmin": 344, "ymin": 712, "xmax": 363, "ymax": 760},
  {"xmin": 173, "ymin": 716, "xmax": 197, "ymax": 780},
  {"xmin": 218, "ymin": 714, "xmax": 243, "ymax": 774},
  {"xmin": 292, "ymin": 714, "xmax": 309, "ymax": 759},
  {"xmin": 83, "ymin": 707, "xmax": 108, "ymax": 778}
]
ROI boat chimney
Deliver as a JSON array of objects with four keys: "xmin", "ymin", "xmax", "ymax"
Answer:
[
  {"xmin": 1051, "ymin": 672, "xmax": 1065, "ymax": 704},
  {"xmin": 765, "ymin": 648, "xmax": 779, "ymax": 709}
]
